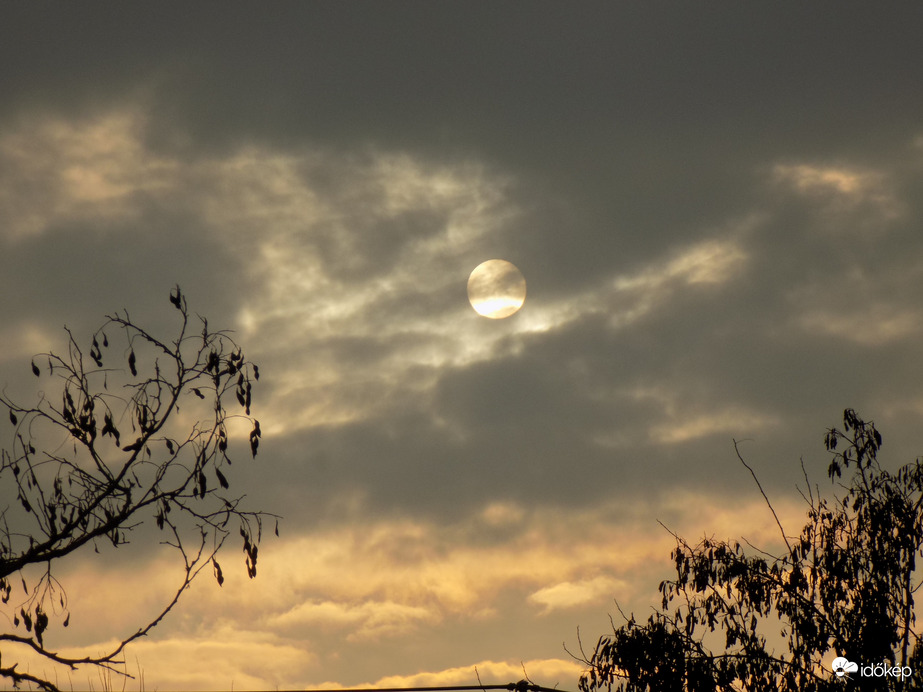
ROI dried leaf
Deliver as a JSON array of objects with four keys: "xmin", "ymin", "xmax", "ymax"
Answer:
[{"xmin": 122, "ymin": 439, "xmax": 143, "ymax": 452}]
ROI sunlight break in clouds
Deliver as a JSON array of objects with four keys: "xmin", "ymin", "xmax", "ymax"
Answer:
[
  {"xmin": 0, "ymin": 101, "xmax": 765, "ymax": 449},
  {"xmin": 0, "ymin": 103, "xmax": 527, "ymax": 437},
  {"xmin": 213, "ymin": 150, "xmax": 528, "ymax": 435}
]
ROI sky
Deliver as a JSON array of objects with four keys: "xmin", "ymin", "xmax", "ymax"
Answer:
[{"xmin": 2, "ymin": 2, "xmax": 923, "ymax": 689}]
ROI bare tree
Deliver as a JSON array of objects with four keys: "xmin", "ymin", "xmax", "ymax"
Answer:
[{"xmin": 0, "ymin": 287, "xmax": 275, "ymax": 691}]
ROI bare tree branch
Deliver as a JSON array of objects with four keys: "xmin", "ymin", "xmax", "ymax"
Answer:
[{"xmin": 0, "ymin": 287, "xmax": 278, "ymax": 690}]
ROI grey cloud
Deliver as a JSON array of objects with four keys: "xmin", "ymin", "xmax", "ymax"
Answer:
[
  {"xmin": 4, "ymin": 4, "xmax": 921, "ymax": 307},
  {"xmin": 3, "ymin": 5, "xmax": 923, "ymax": 688}
]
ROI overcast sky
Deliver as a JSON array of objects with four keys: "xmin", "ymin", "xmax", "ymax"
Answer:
[{"xmin": 2, "ymin": 3, "xmax": 923, "ymax": 689}]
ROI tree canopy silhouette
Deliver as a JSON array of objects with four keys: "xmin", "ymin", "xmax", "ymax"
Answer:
[
  {"xmin": 0, "ymin": 287, "xmax": 273, "ymax": 691},
  {"xmin": 578, "ymin": 409, "xmax": 923, "ymax": 692}
]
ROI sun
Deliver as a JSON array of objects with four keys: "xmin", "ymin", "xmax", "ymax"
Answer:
[{"xmin": 467, "ymin": 259, "xmax": 527, "ymax": 319}]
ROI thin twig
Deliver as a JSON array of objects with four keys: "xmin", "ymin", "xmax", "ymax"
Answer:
[{"xmin": 733, "ymin": 439, "xmax": 792, "ymax": 554}]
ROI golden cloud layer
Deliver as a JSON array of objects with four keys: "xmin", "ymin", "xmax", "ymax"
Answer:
[{"xmin": 4, "ymin": 490, "xmax": 811, "ymax": 690}]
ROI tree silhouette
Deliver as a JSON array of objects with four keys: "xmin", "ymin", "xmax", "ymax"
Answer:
[
  {"xmin": 578, "ymin": 409, "xmax": 923, "ymax": 692},
  {"xmin": 0, "ymin": 287, "xmax": 273, "ymax": 691}
]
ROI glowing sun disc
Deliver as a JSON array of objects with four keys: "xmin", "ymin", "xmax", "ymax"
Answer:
[{"xmin": 467, "ymin": 259, "xmax": 527, "ymax": 319}]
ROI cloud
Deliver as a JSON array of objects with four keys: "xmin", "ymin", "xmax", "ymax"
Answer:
[
  {"xmin": 220, "ymin": 148, "xmax": 522, "ymax": 435},
  {"xmin": 13, "ymin": 486, "xmax": 813, "ymax": 687},
  {"xmin": 3, "ymin": 18, "xmax": 923, "ymax": 689},
  {"xmin": 502, "ymin": 228, "xmax": 753, "ymax": 340},
  {"xmin": 269, "ymin": 599, "xmax": 437, "ymax": 641},
  {"xmin": 798, "ymin": 305, "xmax": 922, "ymax": 346},
  {"xmin": 528, "ymin": 577, "xmax": 625, "ymax": 614},
  {"xmin": 480, "ymin": 501, "xmax": 527, "ymax": 527},
  {"xmin": 7, "ymin": 502, "xmax": 675, "ymax": 689},
  {"xmin": 774, "ymin": 164, "xmax": 877, "ymax": 196},
  {"xmin": 613, "ymin": 236, "xmax": 749, "ymax": 292},
  {"xmin": 0, "ymin": 107, "xmax": 177, "ymax": 241},
  {"xmin": 58, "ymin": 627, "xmax": 312, "ymax": 692},
  {"xmin": 0, "ymin": 321, "xmax": 57, "ymax": 366},
  {"xmin": 627, "ymin": 387, "xmax": 781, "ymax": 445},
  {"xmin": 0, "ymin": 102, "xmax": 526, "ymax": 441},
  {"xmin": 770, "ymin": 161, "xmax": 903, "ymax": 230},
  {"xmin": 181, "ymin": 506, "xmax": 671, "ymax": 622},
  {"xmin": 774, "ymin": 163, "xmax": 876, "ymax": 196}
]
